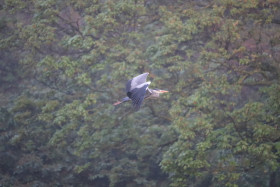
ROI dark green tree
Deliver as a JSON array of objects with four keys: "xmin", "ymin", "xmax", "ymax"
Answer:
[
  {"xmin": 1, "ymin": 0, "xmax": 173, "ymax": 186},
  {"xmin": 157, "ymin": 0, "xmax": 280, "ymax": 187},
  {"xmin": 1, "ymin": 0, "xmax": 280, "ymax": 187}
]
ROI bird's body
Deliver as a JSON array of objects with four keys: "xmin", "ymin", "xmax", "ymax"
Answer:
[{"xmin": 114, "ymin": 73, "xmax": 168, "ymax": 110}]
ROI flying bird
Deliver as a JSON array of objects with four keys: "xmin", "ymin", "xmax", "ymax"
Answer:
[{"xmin": 113, "ymin": 73, "xmax": 168, "ymax": 110}]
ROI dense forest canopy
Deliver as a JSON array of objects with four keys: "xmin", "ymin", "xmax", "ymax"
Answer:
[{"xmin": 0, "ymin": 0, "xmax": 279, "ymax": 186}]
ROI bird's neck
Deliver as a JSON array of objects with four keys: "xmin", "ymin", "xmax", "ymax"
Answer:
[{"xmin": 146, "ymin": 89, "xmax": 159, "ymax": 99}]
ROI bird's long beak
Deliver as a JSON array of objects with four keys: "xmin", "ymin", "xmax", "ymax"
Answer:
[{"xmin": 159, "ymin": 90, "xmax": 169, "ymax": 93}]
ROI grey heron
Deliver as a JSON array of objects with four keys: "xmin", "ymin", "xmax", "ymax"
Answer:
[{"xmin": 113, "ymin": 73, "xmax": 168, "ymax": 110}]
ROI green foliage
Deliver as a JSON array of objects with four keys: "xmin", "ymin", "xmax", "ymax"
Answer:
[
  {"xmin": 157, "ymin": 1, "xmax": 280, "ymax": 187},
  {"xmin": 1, "ymin": 0, "xmax": 280, "ymax": 186}
]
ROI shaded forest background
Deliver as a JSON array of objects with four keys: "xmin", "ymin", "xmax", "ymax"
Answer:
[{"xmin": 0, "ymin": 0, "xmax": 280, "ymax": 186}]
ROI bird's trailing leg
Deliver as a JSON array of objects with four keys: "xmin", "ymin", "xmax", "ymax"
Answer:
[
  {"xmin": 113, "ymin": 101, "xmax": 122, "ymax": 105},
  {"xmin": 113, "ymin": 97, "xmax": 131, "ymax": 106}
]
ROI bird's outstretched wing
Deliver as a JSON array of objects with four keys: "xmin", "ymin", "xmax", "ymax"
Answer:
[
  {"xmin": 126, "ymin": 73, "xmax": 149, "ymax": 93},
  {"xmin": 128, "ymin": 82, "xmax": 150, "ymax": 110}
]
